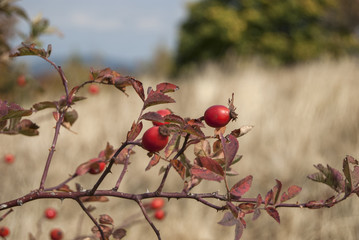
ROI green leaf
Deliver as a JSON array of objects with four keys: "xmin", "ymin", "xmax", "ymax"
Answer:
[{"xmin": 9, "ymin": 42, "xmax": 48, "ymax": 58}]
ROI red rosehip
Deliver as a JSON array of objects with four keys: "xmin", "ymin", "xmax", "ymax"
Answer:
[
  {"xmin": 89, "ymin": 159, "xmax": 106, "ymax": 174},
  {"xmin": 88, "ymin": 84, "xmax": 100, "ymax": 95},
  {"xmin": 153, "ymin": 109, "xmax": 171, "ymax": 126},
  {"xmin": 45, "ymin": 207, "xmax": 57, "ymax": 219},
  {"xmin": 151, "ymin": 198, "xmax": 165, "ymax": 209},
  {"xmin": 0, "ymin": 226, "xmax": 10, "ymax": 237},
  {"xmin": 142, "ymin": 126, "xmax": 169, "ymax": 152},
  {"xmin": 4, "ymin": 154, "xmax": 15, "ymax": 164},
  {"xmin": 204, "ymin": 105, "xmax": 231, "ymax": 128},
  {"xmin": 16, "ymin": 74, "xmax": 26, "ymax": 87},
  {"xmin": 50, "ymin": 228, "xmax": 63, "ymax": 240},
  {"xmin": 154, "ymin": 209, "xmax": 165, "ymax": 220}
]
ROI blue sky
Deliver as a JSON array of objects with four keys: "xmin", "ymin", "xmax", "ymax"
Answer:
[{"xmin": 15, "ymin": 0, "xmax": 193, "ymax": 65}]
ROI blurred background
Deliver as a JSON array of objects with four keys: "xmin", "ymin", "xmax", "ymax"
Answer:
[{"xmin": 1, "ymin": 0, "xmax": 359, "ymax": 239}]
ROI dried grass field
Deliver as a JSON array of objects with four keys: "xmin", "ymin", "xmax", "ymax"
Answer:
[{"xmin": 1, "ymin": 58, "xmax": 359, "ymax": 239}]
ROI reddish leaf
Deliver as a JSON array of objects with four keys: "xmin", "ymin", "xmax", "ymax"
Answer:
[
  {"xmin": 141, "ymin": 111, "xmax": 163, "ymax": 123},
  {"xmin": 230, "ymin": 175, "xmax": 253, "ymax": 198},
  {"xmin": 183, "ymin": 125, "xmax": 205, "ymax": 138},
  {"xmin": 265, "ymin": 207, "xmax": 280, "ymax": 223},
  {"xmin": 52, "ymin": 112, "xmax": 60, "ymax": 121},
  {"xmin": 280, "ymin": 192, "xmax": 289, "ymax": 203},
  {"xmin": 164, "ymin": 114, "xmax": 186, "ymax": 125},
  {"xmin": 114, "ymin": 147, "xmax": 134, "ymax": 164},
  {"xmin": 76, "ymin": 159, "xmax": 100, "ymax": 176},
  {"xmin": 91, "ymin": 224, "xmax": 113, "ymax": 239},
  {"xmin": 255, "ymin": 194, "xmax": 263, "ymax": 208},
  {"xmin": 98, "ymin": 142, "xmax": 115, "ymax": 160},
  {"xmin": 346, "ymin": 155, "xmax": 358, "ymax": 165},
  {"xmin": 9, "ymin": 42, "xmax": 48, "ymax": 57},
  {"xmin": 126, "ymin": 121, "xmax": 143, "ymax": 141},
  {"xmin": 226, "ymin": 202, "xmax": 239, "ymax": 218},
  {"xmin": 155, "ymin": 82, "xmax": 179, "ymax": 93},
  {"xmin": 217, "ymin": 212, "xmax": 237, "ymax": 227},
  {"xmin": 252, "ymin": 208, "xmax": 261, "ymax": 221},
  {"xmin": 130, "ymin": 78, "xmax": 145, "ymax": 101},
  {"xmin": 265, "ymin": 189, "xmax": 273, "ymax": 206},
  {"xmin": 272, "ymin": 179, "xmax": 282, "ymax": 204},
  {"xmin": 165, "ymin": 133, "xmax": 181, "ymax": 158},
  {"xmin": 190, "ymin": 165, "xmax": 224, "ymax": 182},
  {"xmin": 308, "ymin": 164, "xmax": 345, "ymax": 193},
  {"xmin": 220, "ymin": 134, "xmax": 239, "ymax": 167},
  {"xmin": 143, "ymin": 91, "xmax": 175, "ymax": 110},
  {"xmin": 238, "ymin": 203, "xmax": 255, "ymax": 213},
  {"xmin": 145, "ymin": 154, "xmax": 161, "ymax": 171},
  {"xmin": 171, "ymin": 159, "xmax": 186, "ymax": 179},
  {"xmin": 234, "ymin": 221, "xmax": 244, "ymax": 240},
  {"xmin": 197, "ymin": 157, "xmax": 224, "ymax": 176},
  {"xmin": 56, "ymin": 185, "xmax": 74, "ymax": 193},
  {"xmin": 99, "ymin": 214, "xmax": 114, "ymax": 225},
  {"xmin": 287, "ymin": 185, "xmax": 302, "ymax": 199},
  {"xmin": 113, "ymin": 228, "xmax": 127, "ymax": 239}
]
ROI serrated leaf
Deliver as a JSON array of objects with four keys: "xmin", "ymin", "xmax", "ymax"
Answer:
[
  {"xmin": 145, "ymin": 154, "xmax": 161, "ymax": 171},
  {"xmin": 308, "ymin": 164, "xmax": 345, "ymax": 193},
  {"xmin": 230, "ymin": 175, "xmax": 253, "ymax": 198},
  {"xmin": 164, "ymin": 133, "xmax": 181, "ymax": 158},
  {"xmin": 126, "ymin": 121, "xmax": 143, "ymax": 141},
  {"xmin": 265, "ymin": 189, "xmax": 273, "ymax": 206},
  {"xmin": 234, "ymin": 221, "xmax": 245, "ymax": 240},
  {"xmin": 265, "ymin": 207, "xmax": 280, "ymax": 223},
  {"xmin": 252, "ymin": 208, "xmax": 261, "ymax": 221},
  {"xmin": 217, "ymin": 212, "xmax": 237, "ymax": 227},
  {"xmin": 220, "ymin": 134, "xmax": 239, "ymax": 168},
  {"xmin": 272, "ymin": 179, "xmax": 282, "ymax": 204},
  {"xmin": 182, "ymin": 125, "xmax": 205, "ymax": 138},
  {"xmin": 197, "ymin": 156, "xmax": 224, "ymax": 176},
  {"xmin": 143, "ymin": 91, "xmax": 175, "ymax": 110},
  {"xmin": 190, "ymin": 165, "xmax": 224, "ymax": 182},
  {"xmin": 9, "ymin": 42, "xmax": 47, "ymax": 57},
  {"xmin": 130, "ymin": 78, "xmax": 145, "ymax": 101},
  {"xmin": 164, "ymin": 114, "xmax": 186, "ymax": 125},
  {"xmin": 171, "ymin": 159, "xmax": 186, "ymax": 179},
  {"xmin": 141, "ymin": 111, "xmax": 163, "ymax": 123},
  {"xmin": 155, "ymin": 82, "xmax": 179, "ymax": 93}
]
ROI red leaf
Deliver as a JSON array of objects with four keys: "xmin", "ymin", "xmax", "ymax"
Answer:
[
  {"xmin": 113, "ymin": 228, "xmax": 127, "ymax": 239},
  {"xmin": 265, "ymin": 207, "xmax": 280, "ymax": 223},
  {"xmin": 143, "ymin": 91, "xmax": 175, "ymax": 110},
  {"xmin": 99, "ymin": 214, "xmax": 114, "ymax": 225},
  {"xmin": 255, "ymin": 194, "xmax": 263, "ymax": 208},
  {"xmin": 272, "ymin": 179, "xmax": 282, "ymax": 204},
  {"xmin": 126, "ymin": 121, "xmax": 143, "ymax": 141},
  {"xmin": 130, "ymin": 78, "xmax": 145, "ymax": 101},
  {"xmin": 252, "ymin": 208, "xmax": 261, "ymax": 221},
  {"xmin": 155, "ymin": 82, "xmax": 179, "ymax": 93},
  {"xmin": 141, "ymin": 111, "xmax": 164, "ymax": 123},
  {"xmin": 230, "ymin": 175, "xmax": 253, "ymax": 198},
  {"xmin": 226, "ymin": 202, "xmax": 239, "ymax": 218},
  {"xmin": 171, "ymin": 159, "xmax": 186, "ymax": 179},
  {"xmin": 145, "ymin": 154, "xmax": 161, "ymax": 171},
  {"xmin": 165, "ymin": 133, "xmax": 181, "ymax": 158},
  {"xmin": 197, "ymin": 156, "xmax": 224, "ymax": 176},
  {"xmin": 220, "ymin": 134, "xmax": 239, "ymax": 167},
  {"xmin": 75, "ymin": 159, "xmax": 97, "ymax": 176},
  {"xmin": 190, "ymin": 165, "xmax": 224, "ymax": 182},
  {"xmin": 265, "ymin": 189, "xmax": 273, "ymax": 206},
  {"xmin": 217, "ymin": 212, "xmax": 237, "ymax": 227},
  {"xmin": 287, "ymin": 185, "xmax": 302, "ymax": 199},
  {"xmin": 234, "ymin": 221, "xmax": 244, "ymax": 240},
  {"xmin": 280, "ymin": 192, "xmax": 289, "ymax": 203},
  {"xmin": 238, "ymin": 203, "xmax": 255, "ymax": 213}
]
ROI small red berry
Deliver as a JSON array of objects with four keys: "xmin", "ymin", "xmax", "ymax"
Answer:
[
  {"xmin": 88, "ymin": 84, "xmax": 100, "ymax": 95},
  {"xmin": 4, "ymin": 154, "xmax": 15, "ymax": 164},
  {"xmin": 204, "ymin": 105, "xmax": 231, "ymax": 128},
  {"xmin": 45, "ymin": 207, "xmax": 57, "ymax": 219},
  {"xmin": 50, "ymin": 228, "xmax": 63, "ymax": 240},
  {"xmin": 0, "ymin": 226, "xmax": 10, "ymax": 237},
  {"xmin": 16, "ymin": 74, "xmax": 26, "ymax": 87},
  {"xmin": 154, "ymin": 209, "xmax": 165, "ymax": 220},
  {"xmin": 153, "ymin": 109, "xmax": 171, "ymax": 126},
  {"xmin": 151, "ymin": 198, "xmax": 165, "ymax": 209},
  {"xmin": 89, "ymin": 159, "xmax": 106, "ymax": 174},
  {"xmin": 142, "ymin": 126, "xmax": 169, "ymax": 152}
]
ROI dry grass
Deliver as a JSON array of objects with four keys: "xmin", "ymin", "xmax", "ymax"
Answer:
[{"xmin": 1, "ymin": 58, "xmax": 359, "ymax": 239}]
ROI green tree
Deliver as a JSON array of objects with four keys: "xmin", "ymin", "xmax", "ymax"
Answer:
[{"xmin": 175, "ymin": 0, "xmax": 359, "ymax": 72}]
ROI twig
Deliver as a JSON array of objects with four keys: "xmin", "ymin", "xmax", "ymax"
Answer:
[
  {"xmin": 44, "ymin": 173, "xmax": 78, "ymax": 192},
  {"xmin": 0, "ymin": 209, "xmax": 13, "ymax": 221},
  {"xmin": 135, "ymin": 197, "xmax": 161, "ymax": 240},
  {"xmin": 156, "ymin": 133, "xmax": 190, "ymax": 193},
  {"xmin": 76, "ymin": 198, "xmax": 105, "ymax": 240}
]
